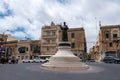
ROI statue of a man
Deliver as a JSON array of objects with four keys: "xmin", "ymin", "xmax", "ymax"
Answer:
[{"xmin": 60, "ymin": 22, "xmax": 69, "ymax": 41}]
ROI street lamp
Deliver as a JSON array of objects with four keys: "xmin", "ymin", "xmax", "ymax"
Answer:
[{"xmin": 2, "ymin": 29, "xmax": 9, "ymax": 58}]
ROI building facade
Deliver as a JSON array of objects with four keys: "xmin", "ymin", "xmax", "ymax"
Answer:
[
  {"xmin": 67, "ymin": 28, "xmax": 87, "ymax": 57},
  {"xmin": 0, "ymin": 34, "xmax": 18, "ymax": 59},
  {"xmin": 89, "ymin": 45, "xmax": 100, "ymax": 61},
  {"xmin": 98, "ymin": 25, "xmax": 120, "ymax": 60},
  {"xmin": 41, "ymin": 22, "xmax": 60, "ymax": 57},
  {"xmin": 41, "ymin": 22, "xmax": 87, "ymax": 59},
  {"xmin": 17, "ymin": 40, "xmax": 41, "ymax": 60},
  {"xmin": 0, "ymin": 22, "xmax": 87, "ymax": 60},
  {"xmin": 0, "ymin": 34, "xmax": 41, "ymax": 61}
]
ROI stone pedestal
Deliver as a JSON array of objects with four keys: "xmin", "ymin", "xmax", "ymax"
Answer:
[{"xmin": 42, "ymin": 42, "xmax": 89, "ymax": 70}]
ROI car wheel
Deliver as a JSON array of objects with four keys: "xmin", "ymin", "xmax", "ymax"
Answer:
[
  {"xmin": 116, "ymin": 61, "xmax": 118, "ymax": 64},
  {"xmin": 114, "ymin": 61, "xmax": 118, "ymax": 64}
]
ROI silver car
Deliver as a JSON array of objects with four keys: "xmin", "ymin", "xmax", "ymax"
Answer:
[
  {"xmin": 33, "ymin": 58, "xmax": 47, "ymax": 63},
  {"xmin": 22, "ymin": 59, "xmax": 33, "ymax": 63},
  {"xmin": 33, "ymin": 59, "xmax": 41, "ymax": 63}
]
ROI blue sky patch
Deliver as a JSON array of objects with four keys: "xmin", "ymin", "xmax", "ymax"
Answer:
[
  {"xmin": 15, "ymin": 34, "xmax": 32, "ymax": 40},
  {"xmin": 0, "ymin": 2, "xmax": 12, "ymax": 18},
  {"xmin": 57, "ymin": 0, "xmax": 70, "ymax": 5},
  {"xmin": 11, "ymin": 27, "xmax": 25, "ymax": 33},
  {"xmin": 14, "ymin": 27, "xmax": 25, "ymax": 32},
  {"xmin": 10, "ymin": 27, "xmax": 32, "ymax": 40},
  {"xmin": 0, "ymin": 9, "xmax": 12, "ymax": 18}
]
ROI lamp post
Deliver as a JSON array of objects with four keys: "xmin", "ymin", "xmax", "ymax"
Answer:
[{"xmin": 2, "ymin": 29, "xmax": 9, "ymax": 58}]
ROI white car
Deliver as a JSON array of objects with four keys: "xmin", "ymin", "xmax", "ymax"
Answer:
[
  {"xmin": 33, "ymin": 59, "xmax": 41, "ymax": 63},
  {"xmin": 40, "ymin": 59, "xmax": 47, "ymax": 63},
  {"xmin": 33, "ymin": 58, "xmax": 47, "ymax": 63},
  {"xmin": 22, "ymin": 59, "xmax": 33, "ymax": 63},
  {"xmin": 45, "ymin": 58, "xmax": 50, "ymax": 62}
]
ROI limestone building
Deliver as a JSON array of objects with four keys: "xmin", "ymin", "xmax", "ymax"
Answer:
[
  {"xmin": 0, "ymin": 22, "xmax": 86, "ymax": 60},
  {"xmin": 17, "ymin": 40, "xmax": 40, "ymax": 60},
  {"xmin": 0, "ymin": 34, "xmax": 18, "ymax": 59},
  {"xmin": 0, "ymin": 34, "xmax": 41, "ymax": 60},
  {"xmin": 68, "ymin": 28, "xmax": 87, "ymax": 56},
  {"xmin": 97, "ymin": 25, "xmax": 120, "ymax": 59},
  {"xmin": 41, "ymin": 22, "xmax": 61, "ymax": 57},
  {"xmin": 41, "ymin": 22, "xmax": 87, "ymax": 58},
  {"xmin": 89, "ymin": 45, "xmax": 100, "ymax": 61}
]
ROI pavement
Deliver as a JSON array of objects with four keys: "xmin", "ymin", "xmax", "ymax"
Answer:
[{"xmin": 0, "ymin": 62, "xmax": 120, "ymax": 80}]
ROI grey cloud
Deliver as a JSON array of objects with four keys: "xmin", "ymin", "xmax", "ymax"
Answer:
[{"xmin": 0, "ymin": 0, "xmax": 120, "ymax": 51}]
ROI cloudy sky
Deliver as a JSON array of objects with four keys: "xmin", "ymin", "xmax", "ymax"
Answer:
[{"xmin": 0, "ymin": 0, "xmax": 120, "ymax": 52}]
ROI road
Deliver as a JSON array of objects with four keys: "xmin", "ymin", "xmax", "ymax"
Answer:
[{"xmin": 0, "ymin": 62, "xmax": 120, "ymax": 80}]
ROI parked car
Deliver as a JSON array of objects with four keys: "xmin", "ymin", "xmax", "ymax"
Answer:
[
  {"xmin": 40, "ymin": 59, "xmax": 48, "ymax": 63},
  {"xmin": 87, "ymin": 58, "xmax": 96, "ymax": 62},
  {"xmin": 33, "ymin": 59, "xmax": 41, "ymax": 63},
  {"xmin": 45, "ymin": 58, "xmax": 50, "ymax": 62},
  {"xmin": 22, "ymin": 59, "xmax": 33, "ymax": 63},
  {"xmin": 88, "ymin": 58, "xmax": 95, "ymax": 62},
  {"xmin": 103, "ymin": 56, "xmax": 120, "ymax": 64},
  {"xmin": 33, "ymin": 58, "xmax": 47, "ymax": 63}
]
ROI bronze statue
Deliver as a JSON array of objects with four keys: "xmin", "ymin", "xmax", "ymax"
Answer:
[{"xmin": 60, "ymin": 22, "xmax": 69, "ymax": 41}]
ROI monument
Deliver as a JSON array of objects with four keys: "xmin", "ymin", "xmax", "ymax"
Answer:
[
  {"xmin": 42, "ymin": 22, "xmax": 89, "ymax": 71},
  {"xmin": 60, "ymin": 22, "xmax": 68, "ymax": 42}
]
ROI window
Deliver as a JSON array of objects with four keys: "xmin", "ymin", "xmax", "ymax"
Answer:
[
  {"xmin": 51, "ymin": 40, "xmax": 56, "ymax": 43},
  {"xmin": 52, "ymin": 32, "xmax": 56, "ymax": 36},
  {"xmin": 105, "ymin": 33, "xmax": 109, "ymax": 38},
  {"xmin": 71, "ymin": 42, "xmax": 75, "ymax": 48},
  {"xmin": 47, "ymin": 47, "xmax": 49, "ymax": 51},
  {"xmin": 113, "ymin": 34, "xmax": 117, "ymax": 38},
  {"xmin": 46, "ymin": 40, "xmax": 50, "ymax": 43},
  {"xmin": 71, "ymin": 33, "xmax": 75, "ymax": 38},
  {"xmin": 25, "ymin": 56, "xmax": 28, "ymax": 59},
  {"xmin": 33, "ymin": 46, "xmax": 40, "ymax": 53},
  {"xmin": 109, "ymin": 43, "xmax": 112, "ymax": 47},
  {"xmin": 22, "ymin": 56, "xmax": 24, "ymax": 60},
  {"xmin": 26, "ymin": 48, "xmax": 28, "ymax": 51},
  {"xmin": 105, "ymin": 31, "xmax": 109, "ymax": 38},
  {"xmin": 18, "ymin": 47, "xmax": 27, "ymax": 53},
  {"xmin": 46, "ymin": 31, "xmax": 50, "ymax": 35}
]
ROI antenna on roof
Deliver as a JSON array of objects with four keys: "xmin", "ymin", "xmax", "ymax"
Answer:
[{"xmin": 99, "ymin": 20, "xmax": 101, "ymax": 27}]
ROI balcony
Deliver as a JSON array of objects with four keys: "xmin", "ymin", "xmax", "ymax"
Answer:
[
  {"xmin": 42, "ymin": 35, "xmax": 57, "ymax": 39},
  {"xmin": 42, "ymin": 26, "xmax": 57, "ymax": 31},
  {"xmin": 111, "ymin": 37, "xmax": 120, "ymax": 44},
  {"xmin": 112, "ymin": 37, "xmax": 120, "ymax": 40},
  {"xmin": 41, "ymin": 43, "xmax": 57, "ymax": 47}
]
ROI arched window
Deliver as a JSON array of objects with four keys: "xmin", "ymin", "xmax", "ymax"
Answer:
[{"xmin": 112, "ymin": 30, "xmax": 119, "ymax": 38}]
